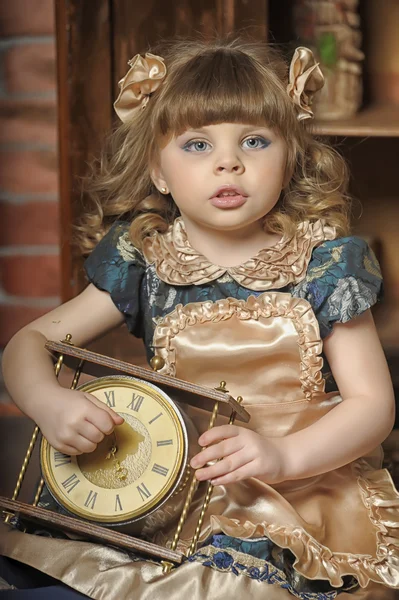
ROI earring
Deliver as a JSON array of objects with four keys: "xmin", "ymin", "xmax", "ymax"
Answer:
[{"xmin": 161, "ymin": 187, "xmax": 168, "ymax": 194}]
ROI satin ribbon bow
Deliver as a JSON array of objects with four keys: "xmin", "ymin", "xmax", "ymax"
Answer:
[
  {"xmin": 287, "ymin": 47, "xmax": 325, "ymax": 121},
  {"xmin": 114, "ymin": 52, "xmax": 167, "ymax": 122}
]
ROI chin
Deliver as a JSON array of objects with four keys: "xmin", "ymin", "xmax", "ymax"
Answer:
[{"xmin": 201, "ymin": 212, "xmax": 266, "ymax": 232}]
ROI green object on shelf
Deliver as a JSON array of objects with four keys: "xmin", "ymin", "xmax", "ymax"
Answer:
[{"xmin": 317, "ymin": 32, "xmax": 338, "ymax": 68}]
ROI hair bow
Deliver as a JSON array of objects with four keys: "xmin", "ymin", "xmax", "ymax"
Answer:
[
  {"xmin": 287, "ymin": 47, "xmax": 325, "ymax": 121},
  {"xmin": 114, "ymin": 52, "xmax": 167, "ymax": 122}
]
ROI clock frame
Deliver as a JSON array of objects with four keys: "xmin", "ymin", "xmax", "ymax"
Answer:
[{"xmin": 0, "ymin": 334, "xmax": 250, "ymax": 573}]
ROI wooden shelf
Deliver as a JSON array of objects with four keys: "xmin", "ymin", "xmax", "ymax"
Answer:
[{"xmin": 314, "ymin": 105, "xmax": 399, "ymax": 137}]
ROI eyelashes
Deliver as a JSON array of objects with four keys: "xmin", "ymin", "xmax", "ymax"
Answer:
[{"xmin": 182, "ymin": 136, "xmax": 271, "ymax": 153}]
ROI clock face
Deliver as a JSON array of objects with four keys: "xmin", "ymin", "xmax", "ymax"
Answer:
[{"xmin": 40, "ymin": 376, "xmax": 186, "ymax": 524}]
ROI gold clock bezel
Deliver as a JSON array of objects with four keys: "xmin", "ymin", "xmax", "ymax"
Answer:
[{"xmin": 40, "ymin": 375, "xmax": 187, "ymax": 525}]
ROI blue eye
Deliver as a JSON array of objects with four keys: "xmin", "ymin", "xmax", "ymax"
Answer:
[
  {"xmin": 183, "ymin": 140, "xmax": 211, "ymax": 152},
  {"xmin": 242, "ymin": 136, "xmax": 270, "ymax": 149}
]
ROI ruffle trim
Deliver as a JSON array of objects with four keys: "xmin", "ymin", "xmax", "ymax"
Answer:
[
  {"xmin": 142, "ymin": 218, "xmax": 336, "ymax": 290},
  {"xmin": 204, "ymin": 461, "xmax": 399, "ymax": 590},
  {"xmin": 153, "ymin": 292, "xmax": 325, "ymax": 401}
]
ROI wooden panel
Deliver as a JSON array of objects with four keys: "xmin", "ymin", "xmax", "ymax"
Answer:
[
  {"xmin": 46, "ymin": 340, "xmax": 250, "ymax": 421},
  {"xmin": 56, "ymin": 0, "xmax": 113, "ymax": 302},
  {"xmin": 112, "ymin": 0, "xmax": 269, "ymax": 91}
]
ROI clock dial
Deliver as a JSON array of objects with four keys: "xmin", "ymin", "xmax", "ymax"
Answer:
[{"xmin": 41, "ymin": 376, "xmax": 186, "ymax": 524}]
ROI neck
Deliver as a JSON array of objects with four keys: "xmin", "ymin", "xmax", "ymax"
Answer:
[{"xmin": 180, "ymin": 216, "xmax": 280, "ymax": 268}]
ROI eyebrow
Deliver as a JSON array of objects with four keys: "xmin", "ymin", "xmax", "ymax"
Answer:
[{"xmin": 181, "ymin": 124, "xmax": 273, "ymax": 134}]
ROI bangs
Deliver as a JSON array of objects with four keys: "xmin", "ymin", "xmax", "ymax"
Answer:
[{"xmin": 152, "ymin": 48, "xmax": 295, "ymax": 139}]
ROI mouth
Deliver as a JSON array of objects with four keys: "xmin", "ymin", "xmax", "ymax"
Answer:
[{"xmin": 209, "ymin": 185, "xmax": 248, "ymax": 209}]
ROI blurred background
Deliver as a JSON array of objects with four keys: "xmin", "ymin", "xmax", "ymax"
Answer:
[{"xmin": 0, "ymin": 0, "xmax": 399, "ymax": 498}]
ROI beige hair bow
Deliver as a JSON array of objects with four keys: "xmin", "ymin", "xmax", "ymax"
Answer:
[
  {"xmin": 114, "ymin": 52, "xmax": 167, "ymax": 122},
  {"xmin": 287, "ymin": 47, "xmax": 325, "ymax": 121}
]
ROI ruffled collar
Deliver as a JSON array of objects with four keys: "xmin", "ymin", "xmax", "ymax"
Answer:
[{"xmin": 142, "ymin": 217, "xmax": 336, "ymax": 291}]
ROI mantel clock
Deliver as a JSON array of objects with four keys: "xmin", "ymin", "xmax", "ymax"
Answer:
[{"xmin": 0, "ymin": 335, "xmax": 249, "ymax": 573}]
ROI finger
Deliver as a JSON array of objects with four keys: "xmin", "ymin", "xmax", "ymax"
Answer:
[
  {"xmin": 73, "ymin": 435, "xmax": 98, "ymax": 455},
  {"xmin": 210, "ymin": 461, "xmax": 256, "ymax": 486},
  {"xmin": 85, "ymin": 394, "xmax": 124, "ymax": 424},
  {"xmin": 190, "ymin": 438, "xmax": 243, "ymax": 469},
  {"xmin": 198, "ymin": 425, "xmax": 240, "ymax": 447},
  {"xmin": 50, "ymin": 442, "xmax": 82, "ymax": 457},
  {"xmin": 85, "ymin": 401, "xmax": 119, "ymax": 435},
  {"xmin": 195, "ymin": 452, "xmax": 251, "ymax": 482},
  {"xmin": 77, "ymin": 421, "xmax": 105, "ymax": 444}
]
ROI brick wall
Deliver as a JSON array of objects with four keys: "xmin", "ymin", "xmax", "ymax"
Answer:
[{"xmin": 0, "ymin": 0, "xmax": 60, "ymax": 415}]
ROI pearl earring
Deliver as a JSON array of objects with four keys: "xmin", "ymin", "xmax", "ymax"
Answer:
[{"xmin": 161, "ymin": 187, "xmax": 168, "ymax": 194}]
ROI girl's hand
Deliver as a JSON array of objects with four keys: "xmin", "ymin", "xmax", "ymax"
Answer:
[
  {"xmin": 190, "ymin": 425, "xmax": 288, "ymax": 486},
  {"xmin": 32, "ymin": 385, "xmax": 124, "ymax": 455}
]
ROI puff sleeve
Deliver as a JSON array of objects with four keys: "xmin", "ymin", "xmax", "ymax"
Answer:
[
  {"xmin": 83, "ymin": 221, "xmax": 146, "ymax": 337},
  {"xmin": 295, "ymin": 236, "xmax": 383, "ymax": 338}
]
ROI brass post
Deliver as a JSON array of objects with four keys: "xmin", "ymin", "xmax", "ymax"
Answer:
[
  {"xmin": 161, "ymin": 396, "xmax": 220, "ymax": 574},
  {"xmin": 186, "ymin": 390, "xmax": 243, "ymax": 557},
  {"xmin": 4, "ymin": 335, "xmax": 75, "ymax": 523},
  {"xmin": 34, "ymin": 355, "xmax": 84, "ymax": 506}
]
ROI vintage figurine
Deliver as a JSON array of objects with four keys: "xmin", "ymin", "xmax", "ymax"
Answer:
[{"xmin": 293, "ymin": 0, "xmax": 365, "ymax": 119}]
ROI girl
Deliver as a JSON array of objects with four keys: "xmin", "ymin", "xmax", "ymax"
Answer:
[{"xmin": 0, "ymin": 37, "xmax": 398, "ymax": 599}]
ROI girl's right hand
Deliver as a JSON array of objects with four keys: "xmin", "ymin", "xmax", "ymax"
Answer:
[{"xmin": 32, "ymin": 385, "xmax": 124, "ymax": 455}]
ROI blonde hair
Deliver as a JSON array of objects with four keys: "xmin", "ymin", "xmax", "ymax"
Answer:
[{"xmin": 75, "ymin": 36, "xmax": 351, "ymax": 255}]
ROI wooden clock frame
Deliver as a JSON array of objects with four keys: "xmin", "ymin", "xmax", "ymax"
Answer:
[{"xmin": 0, "ymin": 335, "xmax": 250, "ymax": 574}]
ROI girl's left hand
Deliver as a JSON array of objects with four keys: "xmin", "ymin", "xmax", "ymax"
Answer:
[{"xmin": 190, "ymin": 425, "xmax": 289, "ymax": 486}]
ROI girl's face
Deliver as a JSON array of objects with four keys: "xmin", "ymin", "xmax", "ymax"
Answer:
[{"xmin": 152, "ymin": 122, "xmax": 288, "ymax": 235}]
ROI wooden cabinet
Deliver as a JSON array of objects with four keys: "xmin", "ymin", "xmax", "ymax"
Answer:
[{"xmin": 56, "ymin": 0, "xmax": 399, "ymax": 371}]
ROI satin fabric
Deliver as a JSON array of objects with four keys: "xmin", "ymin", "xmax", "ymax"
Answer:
[
  {"xmin": 0, "ymin": 527, "xmax": 397, "ymax": 600},
  {"xmin": 1, "ymin": 290, "xmax": 398, "ymax": 597},
  {"xmin": 150, "ymin": 292, "xmax": 399, "ymax": 589}
]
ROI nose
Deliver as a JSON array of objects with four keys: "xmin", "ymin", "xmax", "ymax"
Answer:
[{"xmin": 214, "ymin": 151, "xmax": 245, "ymax": 175}]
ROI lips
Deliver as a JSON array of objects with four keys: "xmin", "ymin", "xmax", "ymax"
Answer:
[
  {"xmin": 209, "ymin": 185, "xmax": 248, "ymax": 209},
  {"xmin": 210, "ymin": 185, "xmax": 248, "ymax": 199}
]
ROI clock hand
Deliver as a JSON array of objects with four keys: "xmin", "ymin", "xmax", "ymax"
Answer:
[{"xmin": 105, "ymin": 434, "xmax": 128, "ymax": 481}]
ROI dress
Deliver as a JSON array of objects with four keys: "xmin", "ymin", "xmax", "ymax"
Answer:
[{"xmin": 1, "ymin": 217, "xmax": 398, "ymax": 599}]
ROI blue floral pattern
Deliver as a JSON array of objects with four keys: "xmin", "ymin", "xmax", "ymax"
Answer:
[
  {"xmin": 185, "ymin": 534, "xmax": 358, "ymax": 598},
  {"xmin": 84, "ymin": 224, "xmax": 382, "ymax": 349}
]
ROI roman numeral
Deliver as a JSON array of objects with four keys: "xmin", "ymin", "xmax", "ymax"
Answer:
[
  {"xmin": 115, "ymin": 494, "xmax": 123, "ymax": 512},
  {"xmin": 152, "ymin": 463, "xmax": 169, "ymax": 477},
  {"xmin": 137, "ymin": 483, "xmax": 151, "ymax": 502},
  {"xmin": 54, "ymin": 451, "xmax": 71, "ymax": 467},
  {"xmin": 157, "ymin": 439, "xmax": 173, "ymax": 447},
  {"xmin": 104, "ymin": 390, "xmax": 115, "ymax": 408},
  {"xmin": 84, "ymin": 490, "xmax": 98, "ymax": 510},
  {"xmin": 127, "ymin": 393, "xmax": 144, "ymax": 412},
  {"xmin": 61, "ymin": 474, "xmax": 80, "ymax": 493},
  {"xmin": 148, "ymin": 412, "xmax": 162, "ymax": 425}
]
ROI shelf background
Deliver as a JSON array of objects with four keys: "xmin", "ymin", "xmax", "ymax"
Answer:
[{"xmin": 314, "ymin": 105, "xmax": 399, "ymax": 137}]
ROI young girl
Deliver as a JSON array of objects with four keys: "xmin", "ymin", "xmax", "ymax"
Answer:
[{"xmin": 0, "ymin": 37, "xmax": 398, "ymax": 600}]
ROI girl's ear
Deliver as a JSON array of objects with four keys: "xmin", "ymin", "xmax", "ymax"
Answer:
[{"xmin": 150, "ymin": 162, "xmax": 169, "ymax": 195}]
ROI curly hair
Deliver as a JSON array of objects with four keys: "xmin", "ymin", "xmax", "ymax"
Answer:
[{"xmin": 75, "ymin": 35, "xmax": 351, "ymax": 255}]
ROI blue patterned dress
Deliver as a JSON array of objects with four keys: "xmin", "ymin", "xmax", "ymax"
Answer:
[{"xmin": 1, "ymin": 218, "xmax": 397, "ymax": 600}]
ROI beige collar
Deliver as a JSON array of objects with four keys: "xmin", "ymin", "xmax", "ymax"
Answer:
[{"xmin": 142, "ymin": 217, "xmax": 336, "ymax": 291}]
